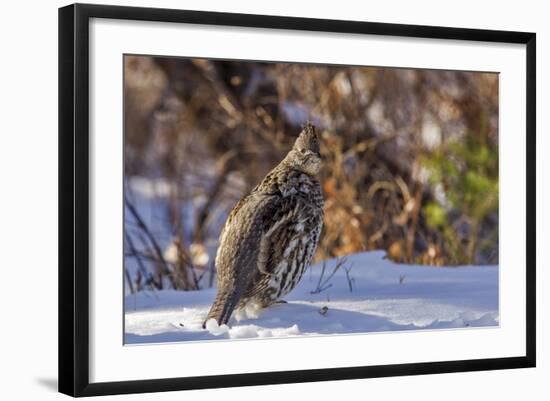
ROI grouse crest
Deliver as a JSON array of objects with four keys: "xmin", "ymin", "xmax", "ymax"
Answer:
[{"xmin": 204, "ymin": 123, "xmax": 324, "ymax": 326}]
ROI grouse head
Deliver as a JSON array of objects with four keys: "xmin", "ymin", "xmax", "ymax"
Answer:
[{"xmin": 286, "ymin": 123, "xmax": 322, "ymax": 175}]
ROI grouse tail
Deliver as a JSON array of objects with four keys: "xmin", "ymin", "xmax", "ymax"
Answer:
[{"xmin": 203, "ymin": 290, "xmax": 239, "ymax": 328}]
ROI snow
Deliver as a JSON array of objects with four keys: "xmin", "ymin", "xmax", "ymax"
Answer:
[{"xmin": 124, "ymin": 251, "xmax": 498, "ymax": 344}]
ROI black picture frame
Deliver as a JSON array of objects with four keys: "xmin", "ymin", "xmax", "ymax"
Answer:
[{"xmin": 58, "ymin": 3, "xmax": 536, "ymax": 397}]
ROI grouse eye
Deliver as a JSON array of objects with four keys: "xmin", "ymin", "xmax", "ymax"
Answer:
[{"xmin": 299, "ymin": 148, "xmax": 306, "ymax": 154}]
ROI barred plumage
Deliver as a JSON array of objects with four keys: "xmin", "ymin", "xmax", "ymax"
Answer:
[{"xmin": 204, "ymin": 123, "xmax": 324, "ymax": 327}]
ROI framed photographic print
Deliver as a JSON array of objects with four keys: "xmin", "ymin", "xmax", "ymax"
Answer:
[{"xmin": 58, "ymin": 3, "xmax": 536, "ymax": 397}]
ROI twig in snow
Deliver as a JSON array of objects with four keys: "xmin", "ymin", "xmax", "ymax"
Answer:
[
  {"xmin": 125, "ymin": 268, "xmax": 135, "ymax": 294},
  {"xmin": 344, "ymin": 264, "xmax": 355, "ymax": 293},
  {"xmin": 310, "ymin": 257, "xmax": 348, "ymax": 294},
  {"xmin": 207, "ymin": 260, "xmax": 216, "ymax": 288},
  {"xmin": 125, "ymin": 196, "xmax": 177, "ymax": 289},
  {"xmin": 125, "ymin": 232, "xmax": 160, "ymax": 291}
]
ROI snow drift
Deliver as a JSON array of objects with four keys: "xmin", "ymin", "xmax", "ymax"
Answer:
[{"xmin": 124, "ymin": 250, "xmax": 498, "ymax": 344}]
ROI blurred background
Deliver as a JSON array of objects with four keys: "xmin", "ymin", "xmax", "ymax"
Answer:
[{"xmin": 123, "ymin": 55, "xmax": 499, "ymax": 294}]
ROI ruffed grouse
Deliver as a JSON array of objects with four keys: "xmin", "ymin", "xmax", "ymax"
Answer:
[{"xmin": 204, "ymin": 123, "xmax": 324, "ymax": 326}]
